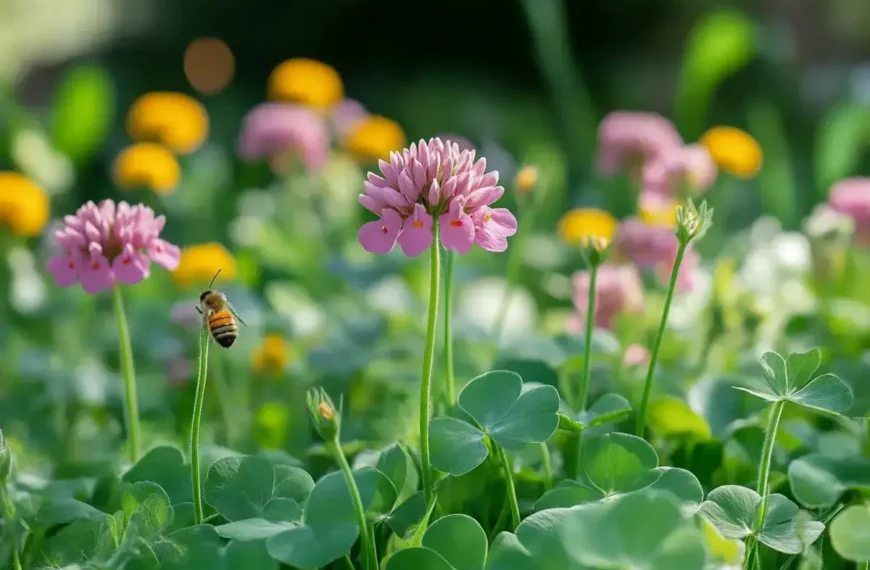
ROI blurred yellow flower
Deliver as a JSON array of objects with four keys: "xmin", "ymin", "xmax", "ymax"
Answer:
[
  {"xmin": 268, "ymin": 58, "xmax": 343, "ymax": 109},
  {"xmin": 557, "ymin": 208, "xmax": 618, "ymax": 247},
  {"xmin": 113, "ymin": 143, "xmax": 181, "ymax": 195},
  {"xmin": 172, "ymin": 243, "xmax": 236, "ymax": 288},
  {"xmin": 700, "ymin": 126, "xmax": 762, "ymax": 179},
  {"xmin": 0, "ymin": 172, "xmax": 49, "ymax": 237},
  {"xmin": 252, "ymin": 334, "xmax": 291, "ymax": 377},
  {"xmin": 639, "ymin": 194, "xmax": 679, "ymax": 227},
  {"xmin": 344, "ymin": 115, "xmax": 406, "ymax": 163},
  {"xmin": 515, "ymin": 165, "xmax": 538, "ymax": 194},
  {"xmin": 127, "ymin": 92, "xmax": 209, "ymax": 155}
]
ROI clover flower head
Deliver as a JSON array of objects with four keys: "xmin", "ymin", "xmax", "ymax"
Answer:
[
  {"xmin": 236, "ymin": 103, "xmax": 329, "ymax": 171},
  {"xmin": 596, "ymin": 112, "xmax": 684, "ymax": 176},
  {"xmin": 357, "ymin": 137, "xmax": 518, "ymax": 257},
  {"xmin": 570, "ymin": 264, "xmax": 644, "ymax": 330},
  {"xmin": 46, "ymin": 200, "xmax": 180, "ymax": 294},
  {"xmin": 643, "ymin": 143, "xmax": 717, "ymax": 196}
]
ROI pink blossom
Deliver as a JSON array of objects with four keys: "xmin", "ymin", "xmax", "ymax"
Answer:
[
  {"xmin": 623, "ymin": 344, "xmax": 650, "ymax": 368},
  {"xmin": 330, "ymin": 98, "xmax": 369, "ymax": 139},
  {"xmin": 829, "ymin": 177, "xmax": 870, "ymax": 245},
  {"xmin": 570, "ymin": 264, "xmax": 645, "ymax": 330},
  {"xmin": 643, "ymin": 144, "xmax": 717, "ymax": 196},
  {"xmin": 46, "ymin": 200, "xmax": 180, "ymax": 294},
  {"xmin": 435, "ymin": 133, "xmax": 475, "ymax": 152},
  {"xmin": 596, "ymin": 112, "xmax": 684, "ymax": 176},
  {"xmin": 357, "ymin": 138, "xmax": 517, "ymax": 257},
  {"xmin": 612, "ymin": 218, "xmax": 696, "ymax": 292},
  {"xmin": 236, "ymin": 103, "xmax": 329, "ymax": 171}
]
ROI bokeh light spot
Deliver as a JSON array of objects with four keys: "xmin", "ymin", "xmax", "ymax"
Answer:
[{"xmin": 183, "ymin": 37, "xmax": 234, "ymax": 95}]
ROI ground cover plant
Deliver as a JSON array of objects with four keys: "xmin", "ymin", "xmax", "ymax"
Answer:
[{"xmin": 5, "ymin": 5, "xmax": 870, "ymax": 570}]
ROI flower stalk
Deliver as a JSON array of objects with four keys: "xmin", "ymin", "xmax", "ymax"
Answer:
[
  {"xmin": 190, "ymin": 319, "xmax": 210, "ymax": 524},
  {"xmin": 635, "ymin": 199, "xmax": 712, "ymax": 436},
  {"xmin": 443, "ymin": 250, "xmax": 456, "ymax": 406},
  {"xmin": 420, "ymin": 221, "xmax": 442, "ymax": 504},
  {"xmin": 577, "ymin": 260, "xmax": 599, "ymax": 412},
  {"xmin": 112, "ymin": 286, "xmax": 141, "ymax": 463},
  {"xmin": 495, "ymin": 443, "xmax": 521, "ymax": 530}
]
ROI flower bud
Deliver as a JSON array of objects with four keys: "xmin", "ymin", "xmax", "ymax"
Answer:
[
  {"xmin": 306, "ymin": 387, "xmax": 341, "ymax": 442},
  {"xmin": 580, "ymin": 235, "xmax": 611, "ymax": 267},
  {"xmin": 515, "ymin": 165, "xmax": 538, "ymax": 194},
  {"xmin": 675, "ymin": 198, "xmax": 714, "ymax": 244},
  {"xmin": 0, "ymin": 429, "xmax": 12, "ymax": 483}
]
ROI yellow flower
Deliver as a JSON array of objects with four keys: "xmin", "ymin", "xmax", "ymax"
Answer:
[
  {"xmin": 113, "ymin": 143, "xmax": 181, "ymax": 194},
  {"xmin": 639, "ymin": 194, "xmax": 680, "ymax": 227},
  {"xmin": 344, "ymin": 115, "xmax": 406, "ymax": 163},
  {"xmin": 171, "ymin": 243, "xmax": 236, "ymax": 288},
  {"xmin": 700, "ymin": 126, "xmax": 762, "ymax": 179},
  {"xmin": 252, "ymin": 334, "xmax": 290, "ymax": 377},
  {"xmin": 0, "ymin": 172, "xmax": 50, "ymax": 237},
  {"xmin": 268, "ymin": 58, "xmax": 343, "ymax": 109},
  {"xmin": 557, "ymin": 208, "xmax": 618, "ymax": 247},
  {"xmin": 127, "ymin": 92, "xmax": 209, "ymax": 155},
  {"xmin": 515, "ymin": 165, "xmax": 539, "ymax": 194}
]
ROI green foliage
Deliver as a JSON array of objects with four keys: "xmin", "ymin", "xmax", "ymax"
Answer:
[
  {"xmin": 829, "ymin": 504, "xmax": 870, "ymax": 562},
  {"xmin": 50, "ymin": 64, "xmax": 115, "ymax": 164}
]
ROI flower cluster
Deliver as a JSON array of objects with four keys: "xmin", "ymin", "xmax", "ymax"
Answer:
[
  {"xmin": 358, "ymin": 138, "xmax": 517, "ymax": 257},
  {"xmin": 46, "ymin": 200, "xmax": 180, "ymax": 294},
  {"xmin": 0, "ymin": 172, "xmax": 50, "ymax": 237},
  {"xmin": 236, "ymin": 103, "xmax": 329, "ymax": 172},
  {"xmin": 828, "ymin": 177, "xmax": 870, "ymax": 246}
]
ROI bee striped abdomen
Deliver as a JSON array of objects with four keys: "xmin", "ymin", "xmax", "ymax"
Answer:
[{"xmin": 208, "ymin": 310, "xmax": 238, "ymax": 348}]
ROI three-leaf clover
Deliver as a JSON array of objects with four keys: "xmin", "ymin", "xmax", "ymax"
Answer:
[
  {"xmin": 429, "ymin": 371, "xmax": 560, "ymax": 476},
  {"xmin": 698, "ymin": 485, "xmax": 824, "ymax": 554},
  {"xmin": 735, "ymin": 349, "xmax": 853, "ymax": 414}
]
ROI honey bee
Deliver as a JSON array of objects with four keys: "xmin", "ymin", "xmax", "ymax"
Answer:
[{"xmin": 196, "ymin": 270, "xmax": 247, "ymax": 348}]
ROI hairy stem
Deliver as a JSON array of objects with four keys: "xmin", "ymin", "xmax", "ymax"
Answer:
[
  {"xmin": 496, "ymin": 444, "xmax": 521, "ymax": 530},
  {"xmin": 420, "ymin": 222, "xmax": 442, "ymax": 504},
  {"xmin": 190, "ymin": 321, "xmax": 210, "ymax": 524},
  {"xmin": 330, "ymin": 440, "xmax": 372, "ymax": 570},
  {"xmin": 635, "ymin": 241, "xmax": 688, "ymax": 436},
  {"xmin": 578, "ymin": 262, "xmax": 598, "ymax": 412},
  {"xmin": 755, "ymin": 400, "xmax": 785, "ymax": 526},
  {"xmin": 443, "ymin": 250, "xmax": 456, "ymax": 406},
  {"xmin": 112, "ymin": 286, "xmax": 141, "ymax": 463}
]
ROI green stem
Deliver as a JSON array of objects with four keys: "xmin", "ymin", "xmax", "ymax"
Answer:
[
  {"xmin": 539, "ymin": 442, "xmax": 553, "ymax": 490},
  {"xmin": 2, "ymin": 488, "xmax": 22, "ymax": 570},
  {"xmin": 330, "ymin": 440, "xmax": 372, "ymax": 570},
  {"xmin": 112, "ymin": 286, "xmax": 141, "ymax": 463},
  {"xmin": 754, "ymin": 400, "xmax": 785, "ymax": 527},
  {"xmin": 343, "ymin": 554, "xmax": 356, "ymax": 570},
  {"xmin": 495, "ymin": 444, "xmax": 521, "ymax": 530},
  {"xmin": 635, "ymin": 241, "xmax": 688, "ymax": 436},
  {"xmin": 578, "ymin": 262, "xmax": 598, "ymax": 412},
  {"xmin": 190, "ymin": 321, "xmax": 210, "ymax": 524},
  {"xmin": 443, "ymin": 250, "xmax": 456, "ymax": 407},
  {"xmin": 419, "ymin": 222, "xmax": 442, "ymax": 505}
]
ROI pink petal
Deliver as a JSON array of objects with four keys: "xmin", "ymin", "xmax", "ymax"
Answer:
[
  {"xmin": 398, "ymin": 204, "xmax": 434, "ymax": 257},
  {"xmin": 46, "ymin": 255, "xmax": 80, "ymax": 287},
  {"xmin": 358, "ymin": 209, "xmax": 403, "ymax": 254},
  {"xmin": 439, "ymin": 201, "xmax": 475, "ymax": 254},
  {"xmin": 148, "ymin": 239, "xmax": 181, "ymax": 270},
  {"xmin": 80, "ymin": 253, "xmax": 115, "ymax": 294},
  {"xmin": 464, "ymin": 186, "xmax": 504, "ymax": 209},
  {"xmin": 428, "ymin": 180, "xmax": 441, "ymax": 207},
  {"xmin": 112, "ymin": 244, "xmax": 150, "ymax": 285}
]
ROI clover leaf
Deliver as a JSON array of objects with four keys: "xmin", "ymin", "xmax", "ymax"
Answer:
[
  {"xmin": 698, "ymin": 485, "xmax": 825, "ymax": 554},
  {"xmin": 266, "ymin": 466, "xmax": 397, "ymax": 568},
  {"xmin": 429, "ymin": 417, "xmax": 489, "ymax": 477},
  {"xmin": 535, "ymin": 433, "xmax": 702, "ymax": 513},
  {"xmin": 788, "ymin": 453, "xmax": 870, "ymax": 509},
  {"xmin": 829, "ymin": 504, "xmax": 870, "ymax": 562},
  {"xmin": 562, "ymin": 491, "xmax": 707, "ymax": 570},
  {"xmin": 384, "ymin": 514, "xmax": 486, "ymax": 570},
  {"xmin": 577, "ymin": 393, "xmax": 632, "ymax": 428},
  {"xmin": 735, "ymin": 349, "xmax": 853, "ymax": 415},
  {"xmin": 205, "ymin": 456, "xmax": 276, "ymax": 522},
  {"xmin": 123, "ymin": 446, "xmax": 191, "ymax": 505},
  {"xmin": 457, "ymin": 371, "xmax": 560, "ymax": 450},
  {"xmin": 486, "ymin": 509, "xmax": 580, "ymax": 570}
]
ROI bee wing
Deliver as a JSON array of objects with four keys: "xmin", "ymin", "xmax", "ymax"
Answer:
[{"xmin": 228, "ymin": 302, "xmax": 248, "ymax": 327}]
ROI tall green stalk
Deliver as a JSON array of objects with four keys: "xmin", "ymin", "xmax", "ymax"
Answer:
[
  {"xmin": 577, "ymin": 263, "xmax": 598, "ymax": 412},
  {"xmin": 745, "ymin": 400, "xmax": 785, "ymax": 569},
  {"xmin": 190, "ymin": 321, "xmax": 210, "ymax": 524},
  {"xmin": 495, "ymin": 444, "xmax": 521, "ymax": 530},
  {"xmin": 443, "ymin": 250, "xmax": 456, "ymax": 406},
  {"xmin": 419, "ymin": 222, "xmax": 442, "ymax": 504},
  {"xmin": 635, "ymin": 242, "xmax": 688, "ymax": 436},
  {"xmin": 112, "ymin": 286, "xmax": 141, "ymax": 463},
  {"xmin": 330, "ymin": 440, "xmax": 373, "ymax": 570}
]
